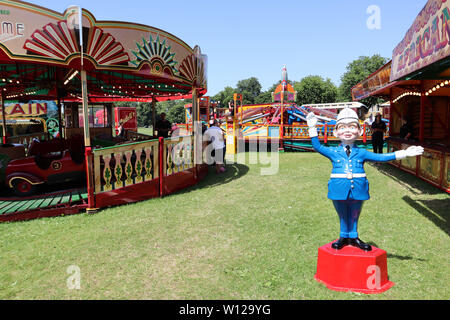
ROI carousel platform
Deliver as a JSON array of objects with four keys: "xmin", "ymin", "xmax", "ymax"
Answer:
[{"xmin": 0, "ymin": 188, "xmax": 88, "ymax": 222}]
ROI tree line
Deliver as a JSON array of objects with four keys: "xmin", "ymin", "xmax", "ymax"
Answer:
[{"xmin": 126, "ymin": 54, "xmax": 388, "ymax": 127}]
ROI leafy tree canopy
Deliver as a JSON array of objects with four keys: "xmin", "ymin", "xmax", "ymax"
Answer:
[
  {"xmin": 212, "ymin": 86, "xmax": 235, "ymax": 108},
  {"xmin": 156, "ymin": 100, "xmax": 186, "ymax": 124},
  {"xmin": 235, "ymin": 77, "xmax": 262, "ymax": 105},
  {"xmin": 338, "ymin": 54, "xmax": 389, "ymax": 107},
  {"xmin": 293, "ymin": 75, "xmax": 338, "ymax": 106}
]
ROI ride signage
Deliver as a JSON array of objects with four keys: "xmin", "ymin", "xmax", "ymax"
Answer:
[
  {"xmin": 391, "ymin": 0, "xmax": 450, "ymax": 81},
  {"xmin": 0, "ymin": 103, "xmax": 47, "ymax": 118}
]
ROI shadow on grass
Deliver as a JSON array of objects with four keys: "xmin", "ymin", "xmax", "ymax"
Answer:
[
  {"xmin": 403, "ymin": 196, "xmax": 450, "ymax": 237},
  {"xmin": 386, "ymin": 253, "xmax": 427, "ymax": 261},
  {"xmin": 171, "ymin": 163, "xmax": 250, "ymax": 196},
  {"xmin": 368, "ymin": 162, "xmax": 444, "ymax": 195},
  {"xmin": 366, "ymin": 241, "xmax": 427, "ymax": 261}
]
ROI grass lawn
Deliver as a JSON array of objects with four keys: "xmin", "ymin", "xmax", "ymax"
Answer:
[
  {"xmin": 138, "ymin": 127, "xmax": 153, "ymax": 136},
  {"xmin": 0, "ymin": 152, "xmax": 448, "ymax": 299}
]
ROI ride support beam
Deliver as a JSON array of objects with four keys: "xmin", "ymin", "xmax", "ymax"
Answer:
[
  {"xmin": 81, "ymin": 69, "xmax": 96, "ymax": 211},
  {"xmin": 1, "ymin": 93, "xmax": 6, "ymax": 144},
  {"xmin": 152, "ymin": 98, "xmax": 156, "ymax": 136},
  {"xmin": 420, "ymin": 81, "xmax": 425, "ymax": 142},
  {"xmin": 192, "ymin": 88, "xmax": 200, "ymax": 180}
]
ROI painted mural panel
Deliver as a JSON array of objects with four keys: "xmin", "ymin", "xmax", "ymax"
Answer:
[
  {"xmin": 419, "ymin": 148, "xmax": 442, "ymax": 184},
  {"xmin": 352, "ymin": 62, "xmax": 391, "ymax": 101}
]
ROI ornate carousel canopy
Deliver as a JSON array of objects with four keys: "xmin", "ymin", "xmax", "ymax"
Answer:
[{"xmin": 0, "ymin": 0, "xmax": 207, "ymax": 102}]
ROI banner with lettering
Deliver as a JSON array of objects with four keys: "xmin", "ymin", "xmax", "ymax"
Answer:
[
  {"xmin": 391, "ymin": 0, "xmax": 450, "ymax": 81},
  {"xmin": 0, "ymin": 102, "xmax": 47, "ymax": 117},
  {"xmin": 352, "ymin": 62, "xmax": 391, "ymax": 101}
]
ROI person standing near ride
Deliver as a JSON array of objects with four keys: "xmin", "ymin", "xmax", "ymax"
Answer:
[
  {"xmin": 306, "ymin": 109, "xmax": 424, "ymax": 251},
  {"xmin": 371, "ymin": 113, "xmax": 387, "ymax": 153},
  {"xmin": 203, "ymin": 119, "xmax": 226, "ymax": 174},
  {"xmin": 155, "ymin": 113, "xmax": 172, "ymax": 138},
  {"xmin": 228, "ymin": 101, "xmax": 235, "ymax": 118},
  {"xmin": 399, "ymin": 118, "xmax": 413, "ymax": 141},
  {"xmin": 117, "ymin": 121, "xmax": 125, "ymax": 139}
]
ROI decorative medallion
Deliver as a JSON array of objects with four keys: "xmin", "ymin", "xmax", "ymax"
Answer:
[
  {"xmin": 51, "ymin": 161, "xmax": 62, "ymax": 171},
  {"xmin": 24, "ymin": 22, "xmax": 130, "ymax": 66},
  {"xmin": 130, "ymin": 34, "xmax": 178, "ymax": 76},
  {"xmin": 179, "ymin": 46, "xmax": 206, "ymax": 87}
]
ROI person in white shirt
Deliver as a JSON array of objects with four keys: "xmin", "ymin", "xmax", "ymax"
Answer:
[{"xmin": 203, "ymin": 119, "xmax": 226, "ymax": 174}]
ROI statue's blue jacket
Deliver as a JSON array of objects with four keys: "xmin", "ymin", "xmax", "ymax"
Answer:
[{"xmin": 311, "ymin": 136, "xmax": 397, "ymax": 201}]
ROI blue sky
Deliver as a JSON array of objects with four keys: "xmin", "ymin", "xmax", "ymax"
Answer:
[{"xmin": 29, "ymin": 0, "xmax": 427, "ymax": 96}]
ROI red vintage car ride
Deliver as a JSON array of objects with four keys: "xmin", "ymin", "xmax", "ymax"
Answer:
[{"xmin": 5, "ymin": 137, "xmax": 86, "ymax": 197}]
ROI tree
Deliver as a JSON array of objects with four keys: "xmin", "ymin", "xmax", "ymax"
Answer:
[
  {"xmin": 338, "ymin": 54, "xmax": 389, "ymax": 108},
  {"xmin": 156, "ymin": 100, "xmax": 186, "ymax": 124},
  {"xmin": 212, "ymin": 86, "xmax": 235, "ymax": 109},
  {"xmin": 166, "ymin": 100, "xmax": 186, "ymax": 124},
  {"xmin": 293, "ymin": 75, "xmax": 338, "ymax": 105},
  {"xmin": 254, "ymin": 91, "xmax": 272, "ymax": 104},
  {"xmin": 135, "ymin": 102, "xmax": 152, "ymax": 127},
  {"xmin": 236, "ymin": 77, "xmax": 262, "ymax": 105},
  {"xmin": 254, "ymin": 81, "xmax": 281, "ymax": 104}
]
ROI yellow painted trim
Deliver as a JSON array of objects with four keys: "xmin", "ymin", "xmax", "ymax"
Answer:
[{"xmin": 8, "ymin": 176, "xmax": 44, "ymax": 188}]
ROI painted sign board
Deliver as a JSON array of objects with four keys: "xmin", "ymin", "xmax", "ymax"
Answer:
[
  {"xmin": 115, "ymin": 107, "xmax": 137, "ymax": 132},
  {"xmin": 391, "ymin": 0, "xmax": 450, "ymax": 81},
  {"xmin": 0, "ymin": 103, "xmax": 47, "ymax": 117},
  {"xmin": 352, "ymin": 62, "xmax": 392, "ymax": 101}
]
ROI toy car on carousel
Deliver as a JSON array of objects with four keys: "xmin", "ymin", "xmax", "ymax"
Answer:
[{"xmin": 4, "ymin": 136, "xmax": 86, "ymax": 197}]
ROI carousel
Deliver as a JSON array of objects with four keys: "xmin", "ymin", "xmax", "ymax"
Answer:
[{"xmin": 0, "ymin": 0, "xmax": 208, "ymax": 222}]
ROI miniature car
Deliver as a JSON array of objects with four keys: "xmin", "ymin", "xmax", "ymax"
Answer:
[{"xmin": 5, "ymin": 138, "xmax": 86, "ymax": 197}]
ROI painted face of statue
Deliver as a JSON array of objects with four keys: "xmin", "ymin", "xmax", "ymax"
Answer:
[{"xmin": 334, "ymin": 121, "xmax": 363, "ymax": 144}]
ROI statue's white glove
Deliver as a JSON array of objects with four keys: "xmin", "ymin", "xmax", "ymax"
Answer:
[
  {"xmin": 306, "ymin": 112, "xmax": 318, "ymax": 137},
  {"xmin": 306, "ymin": 112, "xmax": 318, "ymax": 128},
  {"xmin": 395, "ymin": 146, "xmax": 424, "ymax": 160}
]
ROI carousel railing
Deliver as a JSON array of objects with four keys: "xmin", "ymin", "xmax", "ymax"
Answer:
[
  {"xmin": 282, "ymin": 124, "xmax": 390, "ymax": 141},
  {"xmin": 8, "ymin": 132, "xmax": 49, "ymax": 145},
  {"xmin": 8, "ymin": 132, "xmax": 50, "ymax": 155},
  {"xmin": 93, "ymin": 139, "xmax": 160, "ymax": 194},
  {"xmin": 174, "ymin": 124, "xmax": 193, "ymax": 135},
  {"xmin": 125, "ymin": 130, "xmax": 154, "ymax": 141},
  {"xmin": 163, "ymin": 135, "xmax": 195, "ymax": 176}
]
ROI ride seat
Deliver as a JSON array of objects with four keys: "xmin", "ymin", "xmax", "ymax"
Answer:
[
  {"xmin": 34, "ymin": 151, "xmax": 65, "ymax": 170},
  {"xmin": 68, "ymin": 135, "xmax": 85, "ymax": 165}
]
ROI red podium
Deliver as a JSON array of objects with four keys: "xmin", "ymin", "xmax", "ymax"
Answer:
[{"xmin": 314, "ymin": 241, "xmax": 394, "ymax": 294}]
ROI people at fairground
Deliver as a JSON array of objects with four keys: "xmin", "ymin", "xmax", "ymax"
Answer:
[
  {"xmin": 117, "ymin": 121, "xmax": 125, "ymax": 139},
  {"xmin": 171, "ymin": 124, "xmax": 180, "ymax": 138},
  {"xmin": 371, "ymin": 113, "xmax": 387, "ymax": 153},
  {"xmin": 399, "ymin": 118, "xmax": 413, "ymax": 141},
  {"xmin": 228, "ymin": 101, "xmax": 235, "ymax": 118},
  {"xmin": 307, "ymin": 108, "xmax": 424, "ymax": 251},
  {"xmin": 203, "ymin": 119, "xmax": 226, "ymax": 174},
  {"xmin": 155, "ymin": 112, "xmax": 172, "ymax": 138}
]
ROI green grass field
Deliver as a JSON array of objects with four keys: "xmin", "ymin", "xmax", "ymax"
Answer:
[
  {"xmin": 0, "ymin": 152, "xmax": 448, "ymax": 300},
  {"xmin": 138, "ymin": 126, "xmax": 153, "ymax": 136}
]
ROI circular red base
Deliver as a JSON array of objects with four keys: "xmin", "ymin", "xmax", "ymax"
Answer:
[{"xmin": 314, "ymin": 241, "xmax": 395, "ymax": 294}]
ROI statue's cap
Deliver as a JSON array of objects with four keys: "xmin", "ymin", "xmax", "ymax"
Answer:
[{"xmin": 336, "ymin": 108, "xmax": 359, "ymax": 125}]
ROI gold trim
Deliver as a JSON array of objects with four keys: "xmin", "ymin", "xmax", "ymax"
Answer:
[{"xmin": 8, "ymin": 176, "xmax": 44, "ymax": 188}]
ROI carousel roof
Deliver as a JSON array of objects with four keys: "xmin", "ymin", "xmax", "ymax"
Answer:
[{"xmin": 0, "ymin": 0, "xmax": 207, "ymax": 103}]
